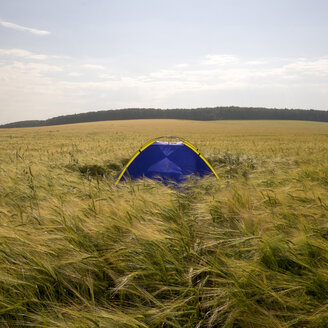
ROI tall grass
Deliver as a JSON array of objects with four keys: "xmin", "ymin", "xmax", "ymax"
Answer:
[{"xmin": 0, "ymin": 120, "xmax": 328, "ymax": 327}]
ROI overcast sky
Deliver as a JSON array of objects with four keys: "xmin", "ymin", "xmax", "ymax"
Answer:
[{"xmin": 0, "ymin": 0, "xmax": 327, "ymax": 124}]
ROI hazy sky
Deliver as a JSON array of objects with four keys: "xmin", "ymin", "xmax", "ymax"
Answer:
[{"xmin": 0, "ymin": 0, "xmax": 327, "ymax": 124}]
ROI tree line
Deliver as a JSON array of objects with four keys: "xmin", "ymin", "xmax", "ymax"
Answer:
[{"xmin": 1, "ymin": 106, "xmax": 328, "ymax": 128}]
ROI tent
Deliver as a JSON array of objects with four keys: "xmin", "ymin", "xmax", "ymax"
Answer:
[{"xmin": 115, "ymin": 137, "xmax": 219, "ymax": 185}]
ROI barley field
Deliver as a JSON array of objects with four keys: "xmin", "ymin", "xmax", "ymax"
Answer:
[{"xmin": 1, "ymin": 119, "xmax": 328, "ymax": 328}]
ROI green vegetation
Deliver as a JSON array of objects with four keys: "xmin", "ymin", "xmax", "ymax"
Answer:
[
  {"xmin": 0, "ymin": 119, "xmax": 328, "ymax": 327},
  {"xmin": 1, "ymin": 106, "xmax": 328, "ymax": 128}
]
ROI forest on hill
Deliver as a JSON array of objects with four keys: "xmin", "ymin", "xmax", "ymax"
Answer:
[{"xmin": 1, "ymin": 106, "xmax": 328, "ymax": 128}]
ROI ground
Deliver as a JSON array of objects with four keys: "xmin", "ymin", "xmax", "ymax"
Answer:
[{"xmin": 0, "ymin": 120, "xmax": 328, "ymax": 327}]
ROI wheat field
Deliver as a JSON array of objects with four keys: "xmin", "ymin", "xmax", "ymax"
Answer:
[{"xmin": 1, "ymin": 119, "xmax": 328, "ymax": 327}]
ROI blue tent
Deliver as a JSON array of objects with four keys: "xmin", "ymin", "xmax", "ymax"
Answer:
[{"xmin": 115, "ymin": 137, "xmax": 219, "ymax": 185}]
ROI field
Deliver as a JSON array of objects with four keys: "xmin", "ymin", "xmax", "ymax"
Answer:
[{"xmin": 1, "ymin": 119, "xmax": 328, "ymax": 328}]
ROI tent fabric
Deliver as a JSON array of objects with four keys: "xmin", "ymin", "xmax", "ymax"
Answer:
[{"xmin": 115, "ymin": 139, "xmax": 218, "ymax": 184}]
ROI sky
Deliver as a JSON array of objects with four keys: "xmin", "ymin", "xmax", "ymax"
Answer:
[{"xmin": 0, "ymin": 0, "xmax": 328, "ymax": 124}]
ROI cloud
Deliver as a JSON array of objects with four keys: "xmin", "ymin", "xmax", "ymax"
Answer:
[
  {"xmin": 247, "ymin": 60, "xmax": 268, "ymax": 66},
  {"xmin": 175, "ymin": 63, "xmax": 189, "ymax": 68},
  {"xmin": 0, "ymin": 20, "xmax": 50, "ymax": 35},
  {"xmin": 202, "ymin": 54, "xmax": 239, "ymax": 66},
  {"xmin": 0, "ymin": 48, "xmax": 70, "ymax": 61},
  {"xmin": 282, "ymin": 57, "xmax": 328, "ymax": 78},
  {"xmin": 83, "ymin": 64, "xmax": 105, "ymax": 70},
  {"xmin": 68, "ymin": 72, "xmax": 82, "ymax": 77},
  {"xmin": 0, "ymin": 48, "xmax": 48, "ymax": 60},
  {"xmin": 98, "ymin": 73, "xmax": 115, "ymax": 79},
  {"xmin": 1, "ymin": 53, "xmax": 327, "ymax": 124}
]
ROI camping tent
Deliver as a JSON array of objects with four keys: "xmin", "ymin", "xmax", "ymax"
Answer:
[{"xmin": 115, "ymin": 137, "xmax": 219, "ymax": 185}]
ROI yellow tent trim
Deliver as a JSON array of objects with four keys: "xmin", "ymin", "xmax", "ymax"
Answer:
[
  {"xmin": 182, "ymin": 140, "xmax": 219, "ymax": 180},
  {"xmin": 114, "ymin": 138, "xmax": 157, "ymax": 185}
]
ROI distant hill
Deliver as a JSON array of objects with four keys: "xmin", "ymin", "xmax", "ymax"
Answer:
[{"xmin": 1, "ymin": 107, "xmax": 328, "ymax": 128}]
